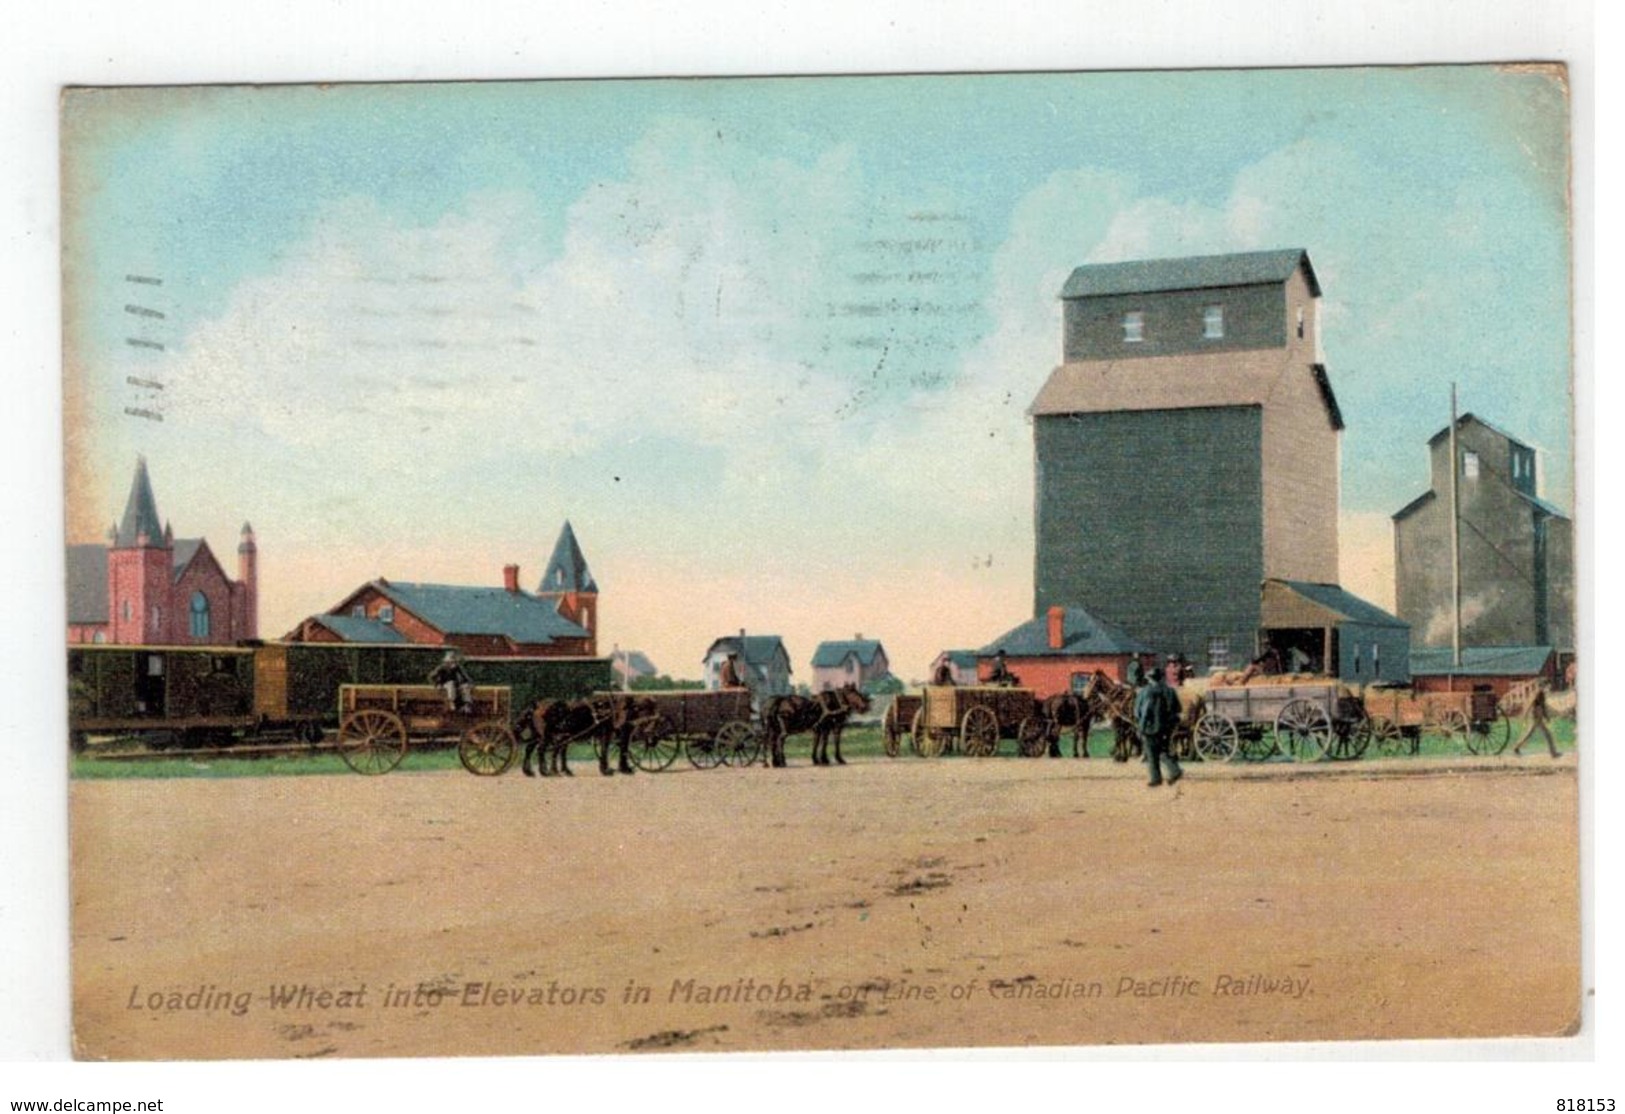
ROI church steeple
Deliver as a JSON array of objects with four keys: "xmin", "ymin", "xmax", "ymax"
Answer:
[
  {"xmin": 115, "ymin": 456, "xmax": 166, "ymax": 548},
  {"xmin": 538, "ymin": 520, "xmax": 598, "ymax": 594}
]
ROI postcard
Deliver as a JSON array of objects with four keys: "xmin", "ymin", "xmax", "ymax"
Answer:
[{"xmin": 62, "ymin": 65, "xmax": 1578, "ymax": 1059}]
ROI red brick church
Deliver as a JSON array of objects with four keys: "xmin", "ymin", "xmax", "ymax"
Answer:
[{"xmin": 66, "ymin": 457, "xmax": 259, "ymax": 645}]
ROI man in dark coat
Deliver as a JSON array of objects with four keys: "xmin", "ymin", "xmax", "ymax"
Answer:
[{"xmin": 1134, "ymin": 665, "xmax": 1183, "ymax": 787}]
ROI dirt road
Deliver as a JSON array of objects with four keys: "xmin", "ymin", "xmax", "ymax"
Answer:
[{"xmin": 71, "ymin": 755, "xmax": 1580, "ymax": 1058}]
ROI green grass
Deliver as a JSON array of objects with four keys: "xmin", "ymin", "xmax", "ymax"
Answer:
[{"xmin": 67, "ymin": 716, "xmax": 1579, "ymax": 780}]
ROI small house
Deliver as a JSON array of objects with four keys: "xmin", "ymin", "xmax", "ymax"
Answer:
[
  {"xmin": 810, "ymin": 637, "xmax": 890, "ymax": 692},
  {"xmin": 703, "ymin": 633, "xmax": 793, "ymax": 696},
  {"xmin": 976, "ymin": 605, "xmax": 1154, "ymax": 699}
]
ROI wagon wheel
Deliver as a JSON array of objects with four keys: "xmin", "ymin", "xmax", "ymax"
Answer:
[
  {"xmin": 1193, "ymin": 713, "xmax": 1240, "ymax": 762},
  {"xmin": 960, "ymin": 705, "xmax": 1000, "ymax": 757},
  {"xmin": 686, "ymin": 729, "xmax": 725, "ymax": 770},
  {"xmin": 715, "ymin": 720, "xmax": 761, "ymax": 767},
  {"xmin": 630, "ymin": 715, "xmax": 680, "ymax": 772},
  {"xmin": 1367, "ymin": 715, "xmax": 1406, "ymax": 757},
  {"xmin": 1434, "ymin": 709, "xmax": 1471, "ymax": 748},
  {"xmin": 338, "ymin": 709, "xmax": 408, "ymax": 775},
  {"xmin": 913, "ymin": 709, "xmax": 944, "ymax": 758},
  {"xmin": 1275, "ymin": 699, "xmax": 1331, "ymax": 761},
  {"xmin": 459, "ymin": 721, "xmax": 517, "ymax": 776},
  {"xmin": 882, "ymin": 704, "xmax": 903, "ymax": 758},
  {"xmin": 1016, "ymin": 716, "xmax": 1049, "ymax": 757},
  {"xmin": 1462, "ymin": 711, "xmax": 1510, "ymax": 755},
  {"xmin": 1325, "ymin": 714, "xmax": 1371, "ymax": 761},
  {"xmin": 1234, "ymin": 727, "xmax": 1276, "ymax": 762}
]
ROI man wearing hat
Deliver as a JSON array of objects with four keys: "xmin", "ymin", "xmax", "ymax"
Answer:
[
  {"xmin": 1134, "ymin": 664, "xmax": 1183, "ymax": 787},
  {"xmin": 430, "ymin": 649, "xmax": 474, "ymax": 714}
]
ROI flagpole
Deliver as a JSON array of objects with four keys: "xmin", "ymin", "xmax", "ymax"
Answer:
[{"xmin": 1448, "ymin": 384, "xmax": 1462, "ymax": 668}]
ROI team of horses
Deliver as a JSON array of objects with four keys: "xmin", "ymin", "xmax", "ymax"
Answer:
[
  {"xmin": 515, "ymin": 684, "xmax": 872, "ymax": 776},
  {"xmin": 514, "ymin": 674, "xmax": 1199, "ymax": 777}
]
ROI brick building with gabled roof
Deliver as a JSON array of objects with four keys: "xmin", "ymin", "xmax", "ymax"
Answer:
[
  {"xmin": 65, "ymin": 457, "xmax": 258, "ymax": 645},
  {"xmin": 287, "ymin": 523, "xmax": 599, "ymax": 657},
  {"xmin": 976, "ymin": 605, "xmax": 1154, "ymax": 698}
]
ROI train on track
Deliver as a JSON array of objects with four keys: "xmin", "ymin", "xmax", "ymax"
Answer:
[{"xmin": 67, "ymin": 641, "xmax": 611, "ymax": 755}]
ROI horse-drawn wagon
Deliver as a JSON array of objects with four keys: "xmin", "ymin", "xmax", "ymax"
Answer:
[
  {"xmin": 1193, "ymin": 679, "xmax": 1368, "ymax": 762},
  {"xmin": 632, "ymin": 688, "xmax": 760, "ymax": 769},
  {"xmin": 910, "ymin": 684, "xmax": 1038, "ymax": 757},
  {"xmin": 336, "ymin": 683, "xmax": 517, "ymax": 775},
  {"xmin": 1360, "ymin": 685, "xmax": 1509, "ymax": 756}
]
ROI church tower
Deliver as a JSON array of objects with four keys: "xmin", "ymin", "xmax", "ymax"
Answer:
[
  {"xmin": 106, "ymin": 456, "xmax": 174, "ymax": 644},
  {"xmin": 536, "ymin": 521, "xmax": 598, "ymax": 656}
]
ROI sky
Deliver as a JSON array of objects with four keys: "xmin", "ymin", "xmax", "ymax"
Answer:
[{"xmin": 60, "ymin": 66, "xmax": 1574, "ymax": 681}]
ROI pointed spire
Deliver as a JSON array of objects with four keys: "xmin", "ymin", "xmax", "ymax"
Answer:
[
  {"xmin": 116, "ymin": 456, "xmax": 165, "ymax": 548},
  {"xmin": 239, "ymin": 522, "xmax": 256, "ymax": 553},
  {"xmin": 538, "ymin": 520, "xmax": 597, "ymax": 594}
]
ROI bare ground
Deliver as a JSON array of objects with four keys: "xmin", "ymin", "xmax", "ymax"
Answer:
[{"xmin": 70, "ymin": 754, "xmax": 1580, "ymax": 1059}]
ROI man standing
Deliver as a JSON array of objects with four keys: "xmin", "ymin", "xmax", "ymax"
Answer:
[{"xmin": 1135, "ymin": 665, "xmax": 1183, "ymax": 788}]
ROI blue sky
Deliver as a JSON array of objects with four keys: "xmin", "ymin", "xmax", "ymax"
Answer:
[{"xmin": 62, "ymin": 66, "xmax": 1573, "ymax": 678}]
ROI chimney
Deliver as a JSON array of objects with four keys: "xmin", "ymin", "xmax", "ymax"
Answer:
[
  {"xmin": 855, "ymin": 632, "xmax": 863, "ymax": 640},
  {"xmin": 1047, "ymin": 606, "xmax": 1065, "ymax": 651},
  {"xmin": 503, "ymin": 564, "xmax": 520, "ymax": 593}
]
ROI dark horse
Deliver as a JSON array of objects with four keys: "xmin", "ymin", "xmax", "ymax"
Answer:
[
  {"xmin": 520, "ymin": 694, "xmax": 651, "ymax": 777},
  {"xmin": 760, "ymin": 685, "xmax": 871, "ymax": 768},
  {"xmin": 1038, "ymin": 692, "xmax": 1093, "ymax": 758}
]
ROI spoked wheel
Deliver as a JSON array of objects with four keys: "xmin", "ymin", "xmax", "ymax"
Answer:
[
  {"xmin": 686, "ymin": 731, "xmax": 725, "ymax": 770},
  {"xmin": 630, "ymin": 715, "xmax": 680, "ymax": 772},
  {"xmin": 1325, "ymin": 715, "xmax": 1371, "ymax": 761},
  {"xmin": 960, "ymin": 705, "xmax": 1000, "ymax": 757},
  {"xmin": 1463, "ymin": 712, "xmax": 1510, "ymax": 755},
  {"xmin": 913, "ymin": 709, "xmax": 944, "ymax": 758},
  {"xmin": 1238, "ymin": 728, "xmax": 1278, "ymax": 763},
  {"xmin": 1434, "ymin": 709, "xmax": 1470, "ymax": 749},
  {"xmin": 882, "ymin": 705, "xmax": 903, "ymax": 758},
  {"xmin": 459, "ymin": 721, "xmax": 517, "ymax": 776},
  {"xmin": 1369, "ymin": 715, "xmax": 1407, "ymax": 757},
  {"xmin": 1275, "ymin": 699, "xmax": 1332, "ymax": 762},
  {"xmin": 1193, "ymin": 713, "xmax": 1240, "ymax": 761},
  {"xmin": 715, "ymin": 721, "xmax": 761, "ymax": 767},
  {"xmin": 1016, "ymin": 716, "xmax": 1049, "ymax": 757},
  {"xmin": 338, "ymin": 709, "xmax": 408, "ymax": 775}
]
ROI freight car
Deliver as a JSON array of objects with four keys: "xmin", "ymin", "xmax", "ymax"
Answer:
[{"xmin": 67, "ymin": 642, "xmax": 611, "ymax": 754}]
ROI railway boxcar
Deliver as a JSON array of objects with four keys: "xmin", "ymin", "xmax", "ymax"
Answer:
[{"xmin": 69, "ymin": 642, "xmax": 612, "ymax": 754}]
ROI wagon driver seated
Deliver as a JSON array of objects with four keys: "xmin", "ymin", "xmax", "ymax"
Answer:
[
  {"xmin": 430, "ymin": 649, "xmax": 474, "ymax": 715},
  {"xmin": 720, "ymin": 652, "xmax": 748, "ymax": 690},
  {"xmin": 989, "ymin": 649, "xmax": 1019, "ymax": 687}
]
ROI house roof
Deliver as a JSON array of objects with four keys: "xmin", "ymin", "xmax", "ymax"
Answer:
[
  {"xmin": 1409, "ymin": 645, "xmax": 1555, "ymax": 677},
  {"xmin": 66, "ymin": 544, "xmax": 109, "ymax": 624},
  {"xmin": 538, "ymin": 521, "xmax": 597, "ymax": 594},
  {"xmin": 812, "ymin": 639, "xmax": 886, "ymax": 668},
  {"xmin": 1426, "ymin": 412, "xmax": 1529, "ymax": 450},
  {"xmin": 978, "ymin": 607, "xmax": 1154, "ymax": 657},
  {"xmin": 115, "ymin": 457, "xmax": 165, "ymax": 547},
  {"xmin": 1028, "ymin": 347, "xmax": 1345, "ymax": 430},
  {"xmin": 1060, "ymin": 248, "xmax": 1319, "ymax": 300},
  {"xmin": 1268, "ymin": 580, "xmax": 1410, "ymax": 630},
  {"xmin": 940, "ymin": 650, "xmax": 979, "ymax": 670},
  {"xmin": 704, "ymin": 635, "xmax": 789, "ymax": 669},
  {"xmin": 614, "ymin": 650, "xmax": 658, "ymax": 676},
  {"xmin": 309, "ymin": 614, "xmax": 410, "ymax": 643},
  {"xmin": 364, "ymin": 580, "xmax": 590, "ymax": 644}
]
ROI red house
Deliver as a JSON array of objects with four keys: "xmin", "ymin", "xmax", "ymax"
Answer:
[
  {"xmin": 977, "ymin": 605, "xmax": 1153, "ymax": 699},
  {"xmin": 286, "ymin": 523, "xmax": 598, "ymax": 658},
  {"xmin": 65, "ymin": 457, "xmax": 258, "ymax": 645}
]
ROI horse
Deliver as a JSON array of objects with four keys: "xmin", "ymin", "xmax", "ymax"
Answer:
[
  {"xmin": 1081, "ymin": 670, "xmax": 1142, "ymax": 762},
  {"xmin": 1037, "ymin": 692, "xmax": 1092, "ymax": 758},
  {"xmin": 520, "ymin": 694, "xmax": 646, "ymax": 777},
  {"xmin": 760, "ymin": 685, "xmax": 871, "ymax": 768}
]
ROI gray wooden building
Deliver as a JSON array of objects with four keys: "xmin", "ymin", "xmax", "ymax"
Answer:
[
  {"xmin": 1029, "ymin": 248, "xmax": 1345, "ymax": 673},
  {"xmin": 1392, "ymin": 414, "xmax": 1574, "ymax": 650}
]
